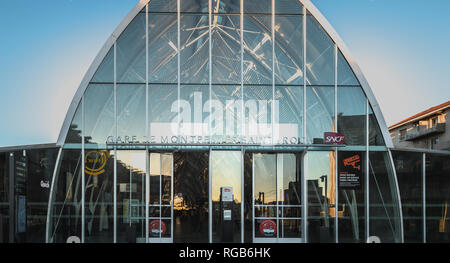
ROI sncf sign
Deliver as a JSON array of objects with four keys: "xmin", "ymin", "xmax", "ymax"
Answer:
[{"xmin": 324, "ymin": 132, "xmax": 346, "ymax": 144}]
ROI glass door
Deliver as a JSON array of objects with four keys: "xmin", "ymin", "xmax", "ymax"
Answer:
[
  {"xmin": 252, "ymin": 153, "xmax": 303, "ymax": 243},
  {"xmin": 148, "ymin": 153, "xmax": 173, "ymax": 243}
]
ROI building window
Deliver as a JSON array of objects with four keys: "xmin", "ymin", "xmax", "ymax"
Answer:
[
  {"xmin": 431, "ymin": 137, "xmax": 439, "ymax": 149},
  {"xmin": 399, "ymin": 128, "xmax": 407, "ymax": 141}
]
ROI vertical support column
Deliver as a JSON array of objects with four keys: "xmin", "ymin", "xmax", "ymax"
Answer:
[
  {"xmin": 302, "ymin": 151, "xmax": 308, "ymax": 242},
  {"xmin": 241, "ymin": 148, "xmax": 244, "ymax": 243},
  {"xmin": 251, "ymin": 153, "xmax": 255, "ymax": 241},
  {"xmin": 334, "ymin": 44, "xmax": 338, "ymax": 243},
  {"xmin": 145, "ymin": 3, "xmax": 150, "ymax": 243},
  {"xmin": 302, "ymin": 6, "xmax": 307, "ymax": 145},
  {"xmin": 302, "ymin": 6, "xmax": 308, "ymax": 243},
  {"xmin": 271, "ymin": 0, "xmax": 275, "ymax": 147},
  {"xmin": 177, "ymin": 0, "xmax": 181, "ymax": 144},
  {"xmin": 209, "ymin": 149, "xmax": 212, "ymax": 243},
  {"xmin": 81, "ymin": 95, "xmax": 85, "ymax": 243},
  {"xmin": 365, "ymin": 99, "xmax": 369, "ymax": 242},
  {"xmin": 240, "ymin": 0, "xmax": 244, "ymax": 143},
  {"xmin": 113, "ymin": 42, "xmax": 117, "ymax": 244},
  {"xmin": 8, "ymin": 153, "xmax": 14, "ymax": 243},
  {"xmin": 422, "ymin": 152, "xmax": 426, "ymax": 243},
  {"xmin": 240, "ymin": 0, "xmax": 245, "ymax": 244},
  {"xmin": 209, "ymin": 0, "xmax": 212, "ymax": 136}
]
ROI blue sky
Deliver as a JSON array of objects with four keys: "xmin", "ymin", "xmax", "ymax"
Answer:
[{"xmin": 0, "ymin": 0, "xmax": 449, "ymax": 147}]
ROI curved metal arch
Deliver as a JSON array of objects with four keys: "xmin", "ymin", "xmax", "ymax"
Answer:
[{"xmin": 57, "ymin": 0, "xmax": 394, "ymax": 148}]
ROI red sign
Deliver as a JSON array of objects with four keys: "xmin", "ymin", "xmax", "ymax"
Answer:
[
  {"xmin": 149, "ymin": 220, "xmax": 166, "ymax": 236},
  {"xmin": 324, "ymin": 132, "xmax": 346, "ymax": 144},
  {"xmin": 259, "ymin": 220, "xmax": 277, "ymax": 237}
]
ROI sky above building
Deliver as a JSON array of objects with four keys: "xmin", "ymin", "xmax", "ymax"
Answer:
[{"xmin": 0, "ymin": 0, "xmax": 449, "ymax": 147}]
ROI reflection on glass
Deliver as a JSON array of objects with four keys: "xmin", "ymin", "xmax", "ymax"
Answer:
[
  {"xmin": 84, "ymin": 149, "xmax": 114, "ymax": 243},
  {"xmin": 426, "ymin": 154, "xmax": 450, "ymax": 243},
  {"xmin": 48, "ymin": 150, "xmax": 83, "ymax": 243},
  {"xmin": 116, "ymin": 13, "xmax": 146, "ymax": 83},
  {"xmin": 274, "ymin": 15, "xmax": 303, "ymax": 85},
  {"xmin": 337, "ymin": 86, "xmax": 366, "ymax": 146},
  {"xmin": 173, "ymin": 152, "xmax": 209, "ymax": 243},
  {"xmin": 84, "ymin": 84, "xmax": 114, "ymax": 145},
  {"xmin": 148, "ymin": 14, "xmax": 178, "ymax": 83},
  {"xmin": 306, "ymin": 14, "xmax": 334, "ymax": 85},
  {"xmin": 149, "ymin": 153, "xmax": 173, "ymax": 240},
  {"xmin": 211, "ymin": 151, "xmax": 242, "ymax": 243},
  {"xmin": 369, "ymin": 151, "xmax": 402, "ymax": 243},
  {"xmin": 211, "ymin": 15, "xmax": 241, "ymax": 85},
  {"xmin": 180, "ymin": 14, "xmax": 210, "ymax": 84},
  {"xmin": 243, "ymin": 15, "xmax": 272, "ymax": 85},
  {"xmin": 338, "ymin": 151, "xmax": 366, "ymax": 243},
  {"xmin": 117, "ymin": 85, "xmax": 146, "ymax": 142},
  {"xmin": 306, "ymin": 151, "xmax": 335, "ymax": 242},
  {"xmin": 392, "ymin": 151, "xmax": 423, "ymax": 243},
  {"xmin": 253, "ymin": 153, "xmax": 302, "ymax": 241},
  {"xmin": 306, "ymin": 86, "xmax": 335, "ymax": 144},
  {"xmin": 117, "ymin": 150, "xmax": 146, "ymax": 243}
]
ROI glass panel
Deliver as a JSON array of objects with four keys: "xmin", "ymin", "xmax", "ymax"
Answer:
[
  {"xmin": 161, "ymin": 154, "xmax": 173, "ymax": 205},
  {"xmin": 211, "ymin": 151, "xmax": 242, "ymax": 243},
  {"xmin": 275, "ymin": 0, "xmax": 302, "ymax": 14},
  {"xmin": 426, "ymin": 154, "xmax": 450, "ymax": 243},
  {"xmin": 280, "ymin": 219, "xmax": 302, "ymax": 238},
  {"xmin": 306, "ymin": 14, "xmax": 334, "ymax": 85},
  {"xmin": 337, "ymin": 86, "xmax": 366, "ymax": 146},
  {"xmin": 244, "ymin": 85, "xmax": 273, "ymax": 143},
  {"xmin": 48, "ymin": 150, "xmax": 82, "ymax": 243},
  {"xmin": 243, "ymin": 15, "xmax": 272, "ymax": 85},
  {"xmin": 173, "ymin": 152, "xmax": 209, "ymax": 243},
  {"xmin": 84, "ymin": 149, "xmax": 114, "ymax": 243},
  {"xmin": 254, "ymin": 153, "xmax": 276, "ymax": 205},
  {"xmin": 84, "ymin": 84, "xmax": 114, "ymax": 145},
  {"xmin": 369, "ymin": 105, "xmax": 385, "ymax": 146},
  {"xmin": 149, "ymin": 153, "xmax": 161, "ymax": 205},
  {"xmin": 180, "ymin": 14, "xmax": 210, "ymax": 84},
  {"xmin": 148, "ymin": 14, "xmax": 178, "ymax": 84},
  {"xmin": 148, "ymin": 0, "xmax": 177, "ymax": 13},
  {"xmin": 181, "ymin": 0, "xmax": 209, "ymax": 13},
  {"xmin": 337, "ymin": 50, "xmax": 359, "ymax": 85},
  {"xmin": 116, "ymin": 13, "xmax": 146, "ymax": 83},
  {"xmin": 306, "ymin": 151, "xmax": 336, "ymax": 243},
  {"xmin": 369, "ymin": 151, "xmax": 402, "ymax": 243},
  {"xmin": 338, "ymin": 151, "xmax": 366, "ymax": 243},
  {"xmin": 306, "ymin": 86, "xmax": 335, "ymax": 144},
  {"xmin": 392, "ymin": 151, "xmax": 423, "ymax": 243},
  {"xmin": 211, "ymin": 85, "xmax": 242, "ymax": 139},
  {"xmin": 148, "ymin": 85, "xmax": 178, "ymax": 142},
  {"xmin": 65, "ymin": 103, "xmax": 82, "ymax": 144},
  {"xmin": 244, "ymin": 0, "xmax": 271, "ymax": 14},
  {"xmin": 116, "ymin": 150, "xmax": 146, "ymax": 243},
  {"xmin": 275, "ymin": 86, "xmax": 303, "ymax": 144},
  {"xmin": 211, "ymin": 14, "xmax": 241, "ymax": 85},
  {"xmin": 179, "ymin": 85, "xmax": 210, "ymax": 140},
  {"xmin": 274, "ymin": 15, "xmax": 303, "ymax": 85},
  {"xmin": 91, "ymin": 48, "xmax": 114, "ymax": 83},
  {"xmin": 277, "ymin": 154, "xmax": 301, "ymax": 206},
  {"xmin": 212, "ymin": 0, "xmax": 240, "ymax": 14},
  {"xmin": 117, "ymin": 84, "xmax": 146, "ymax": 143}
]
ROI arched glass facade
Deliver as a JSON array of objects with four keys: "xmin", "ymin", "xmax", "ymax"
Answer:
[{"xmin": 47, "ymin": 0, "xmax": 403, "ymax": 243}]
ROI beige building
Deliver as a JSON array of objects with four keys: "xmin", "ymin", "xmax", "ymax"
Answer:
[{"xmin": 389, "ymin": 101, "xmax": 450, "ymax": 151}]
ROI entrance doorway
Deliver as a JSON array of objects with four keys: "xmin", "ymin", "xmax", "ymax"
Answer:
[{"xmin": 251, "ymin": 153, "xmax": 303, "ymax": 243}]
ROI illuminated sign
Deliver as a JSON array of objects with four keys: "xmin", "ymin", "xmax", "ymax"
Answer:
[
  {"xmin": 84, "ymin": 150, "xmax": 110, "ymax": 176},
  {"xmin": 324, "ymin": 132, "xmax": 346, "ymax": 144}
]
